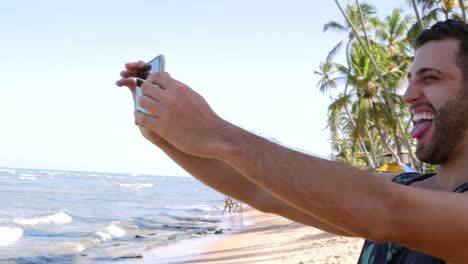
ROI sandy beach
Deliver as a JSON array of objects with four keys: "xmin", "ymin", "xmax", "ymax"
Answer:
[{"xmin": 129, "ymin": 209, "xmax": 365, "ymax": 264}]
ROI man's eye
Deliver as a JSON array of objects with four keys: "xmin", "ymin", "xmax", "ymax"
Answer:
[{"xmin": 423, "ymin": 76, "xmax": 438, "ymax": 83}]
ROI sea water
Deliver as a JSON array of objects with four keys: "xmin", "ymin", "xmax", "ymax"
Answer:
[{"xmin": 0, "ymin": 167, "xmax": 229, "ymax": 263}]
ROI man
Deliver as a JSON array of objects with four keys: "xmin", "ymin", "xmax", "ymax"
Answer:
[{"xmin": 116, "ymin": 19, "xmax": 468, "ymax": 263}]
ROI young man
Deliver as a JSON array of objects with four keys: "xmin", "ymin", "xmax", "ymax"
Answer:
[{"xmin": 116, "ymin": 20, "xmax": 468, "ymax": 263}]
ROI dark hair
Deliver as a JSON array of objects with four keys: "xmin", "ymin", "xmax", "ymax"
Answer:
[{"xmin": 415, "ymin": 19, "xmax": 468, "ymax": 81}]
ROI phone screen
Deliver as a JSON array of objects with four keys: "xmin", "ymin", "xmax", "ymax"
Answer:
[{"xmin": 135, "ymin": 55, "xmax": 165, "ymax": 113}]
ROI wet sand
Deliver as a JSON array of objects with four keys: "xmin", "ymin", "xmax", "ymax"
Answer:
[{"xmin": 125, "ymin": 208, "xmax": 364, "ymax": 264}]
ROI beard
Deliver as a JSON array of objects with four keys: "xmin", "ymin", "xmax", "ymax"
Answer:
[{"xmin": 416, "ymin": 85, "xmax": 468, "ymax": 164}]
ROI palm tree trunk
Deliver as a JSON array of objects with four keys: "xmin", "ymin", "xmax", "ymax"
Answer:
[
  {"xmin": 459, "ymin": 0, "xmax": 467, "ymax": 22},
  {"xmin": 343, "ymin": 105, "xmax": 377, "ymax": 167},
  {"xmin": 356, "ymin": 135, "xmax": 374, "ymax": 168},
  {"xmin": 405, "ymin": 117, "xmax": 412, "ymax": 134},
  {"xmin": 363, "ymin": 125, "xmax": 379, "ymax": 165},
  {"xmin": 335, "ymin": 125, "xmax": 369, "ymax": 167},
  {"xmin": 356, "ymin": 0, "xmax": 371, "ymax": 48},
  {"xmin": 334, "ymin": 0, "xmax": 418, "ymax": 167},
  {"xmin": 343, "ymin": 80, "xmax": 377, "ymax": 166},
  {"xmin": 411, "ymin": 0, "xmax": 425, "ymax": 30},
  {"xmin": 371, "ymin": 102, "xmax": 402, "ymax": 163},
  {"xmin": 345, "ymin": 41, "xmax": 353, "ymax": 92},
  {"xmin": 392, "ymin": 128, "xmax": 404, "ymax": 161}
]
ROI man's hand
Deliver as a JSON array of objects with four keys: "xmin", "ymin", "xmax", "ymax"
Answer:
[
  {"xmin": 115, "ymin": 61, "xmax": 168, "ymax": 146},
  {"xmin": 133, "ymin": 72, "xmax": 232, "ymax": 158}
]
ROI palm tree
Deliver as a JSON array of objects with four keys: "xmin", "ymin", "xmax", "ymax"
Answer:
[
  {"xmin": 418, "ymin": 0, "xmax": 463, "ymax": 20},
  {"xmin": 334, "ymin": 0, "xmax": 418, "ymax": 167},
  {"xmin": 376, "ymin": 8, "xmax": 424, "ymax": 166},
  {"xmin": 344, "ymin": 43, "xmax": 404, "ymax": 163},
  {"xmin": 408, "ymin": 0, "xmax": 426, "ymax": 29},
  {"xmin": 315, "ymin": 61, "xmax": 378, "ymax": 167},
  {"xmin": 314, "ymin": 60, "xmax": 341, "ymax": 95},
  {"xmin": 323, "ymin": 2, "xmax": 379, "ymax": 73},
  {"xmin": 375, "ymin": 8, "xmax": 415, "ymax": 56},
  {"xmin": 405, "ymin": 0, "xmax": 466, "ymax": 48},
  {"xmin": 319, "ymin": 36, "xmax": 414, "ymax": 167},
  {"xmin": 459, "ymin": 0, "xmax": 467, "ymax": 21},
  {"xmin": 327, "ymin": 91, "xmax": 385, "ymax": 168}
]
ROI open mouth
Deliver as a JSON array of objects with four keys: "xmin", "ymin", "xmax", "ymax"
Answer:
[{"xmin": 411, "ymin": 112, "xmax": 434, "ymax": 141}]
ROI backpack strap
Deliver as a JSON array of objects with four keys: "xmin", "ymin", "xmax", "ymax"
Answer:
[
  {"xmin": 391, "ymin": 172, "xmax": 436, "ymax": 186},
  {"xmin": 358, "ymin": 172, "xmax": 442, "ymax": 264},
  {"xmin": 454, "ymin": 183, "xmax": 468, "ymax": 193},
  {"xmin": 392, "ymin": 173, "xmax": 468, "ymax": 193}
]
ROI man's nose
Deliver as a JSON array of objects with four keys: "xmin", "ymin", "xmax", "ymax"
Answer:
[{"xmin": 403, "ymin": 80, "xmax": 422, "ymax": 105}]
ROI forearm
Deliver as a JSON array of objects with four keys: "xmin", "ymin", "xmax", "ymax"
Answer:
[
  {"xmin": 217, "ymin": 123, "xmax": 394, "ymax": 240},
  {"xmin": 155, "ymin": 140, "xmax": 353, "ymax": 236}
]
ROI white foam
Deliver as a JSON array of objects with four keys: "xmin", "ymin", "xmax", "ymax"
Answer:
[
  {"xmin": 14, "ymin": 212, "xmax": 72, "ymax": 226},
  {"xmin": 169, "ymin": 204, "xmax": 220, "ymax": 212},
  {"xmin": 0, "ymin": 168, "xmax": 15, "ymax": 174},
  {"xmin": 105, "ymin": 224, "xmax": 126, "ymax": 237},
  {"xmin": 0, "ymin": 227, "xmax": 23, "ymax": 246},
  {"xmin": 19, "ymin": 176, "xmax": 37, "ymax": 180},
  {"xmin": 120, "ymin": 183, "xmax": 153, "ymax": 192},
  {"xmin": 60, "ymin": 242, "xmax": 86, "ymax": 252},
  {"xmin": 95, "ymin": 224, "xmax": 126, "ymax": 242},
  {"xmin": 76, "ymin": 243, "xmax": 85, "ymax": 252},
  {"xmin": 96, "ymin": 231, "xmax": 112, "ymax": 241},
  {"xmin": 17, "ymin": 173, "xmax": 36, "ymax": 177}
]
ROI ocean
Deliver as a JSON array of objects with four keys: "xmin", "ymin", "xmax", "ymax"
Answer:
[{"xmin": 0, "ymin": 167, "xmax": 234, "ymax": 263}]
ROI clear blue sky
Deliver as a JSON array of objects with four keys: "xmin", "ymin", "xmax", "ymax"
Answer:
[{"xmin": 0, "ymin": 0, "xmax": 408, "ymax": 176}]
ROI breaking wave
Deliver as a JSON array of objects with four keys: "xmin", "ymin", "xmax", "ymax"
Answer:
[
  {"xmin": 0, "ymin": 227, "xmax": 23, "ymax": 246},
  {"xmin": 13, "ymin": 212, "xmax": 72, "ymax": 226}
]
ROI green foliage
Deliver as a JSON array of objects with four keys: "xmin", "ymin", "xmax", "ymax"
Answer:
[{"xmin": 319, "ymin": 2, "xmax": 461, "ymax": 169}]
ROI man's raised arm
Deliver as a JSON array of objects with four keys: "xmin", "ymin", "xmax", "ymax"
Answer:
[
  {"xmin": 214, "ymin": 124, "xmax": 468, "ymax": 263},
  {"xmin": 155, "ymin": 138, "xmax": 353, "ymax": 236},
  {"xmin": 135, "ymin": 71, "xmax": 468, "ymax": 263},
  {"xmin": 116, "ymin": 62, "xmax": 352, "ymax": 236}
]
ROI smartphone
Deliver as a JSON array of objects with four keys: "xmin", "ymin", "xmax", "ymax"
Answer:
[{"xmin": 135, "ymin": 54, "xmax": 166, "ymax": 113}]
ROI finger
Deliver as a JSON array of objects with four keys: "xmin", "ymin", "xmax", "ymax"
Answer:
[
  {"xmin": 116, "ymin": 78, "xmax": 137, "ymax": 92},
  {"xmin": 125, "ymin": 61, "xmax": 146, "ymax": 71},
  {"xmin": 116, "ymin": 78, "xmax": 137, "ymax": 101},
  {"xmin": 120, "ymin": 70, "xmax": 138, "ymax": 78},
  {"xmin": 141, "ymin": 80, "xmax": 166, "ymax": 101},
  {"xmin": 146, "ymin": 72, "xmax": 173, "ymax": 90},
  {"xmin": 139, "ymin": 95, "xmax": 161, "ymax": 115},
  {"xmin": 116, "ymin": 77, "xmax": 136, "ymax": 89},
  {"xmin": 121, "ymin": 61, "xmax": 146, "ymax": 78},
  {"xmin": 135, "ymin": 110, "xmax": 160, "ymax": 132}
]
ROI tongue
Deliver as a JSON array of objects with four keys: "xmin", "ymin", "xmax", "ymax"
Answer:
[{"xmin": 411, "ymin": 121, "xmax": 432, "ymax": 139}]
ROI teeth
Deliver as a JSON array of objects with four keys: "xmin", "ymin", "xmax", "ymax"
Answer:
[{"xmin": 413, "ymin": 113, "xmax": 434, "ymax": 122}]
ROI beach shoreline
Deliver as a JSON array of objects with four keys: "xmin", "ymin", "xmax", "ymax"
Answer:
[
  {"xmin": 116, "ymin": 209, "xmax": 250, "ymax": 264},
  {"xmin": 124, "ymin": 208, "xmax": 364, "ymax": 264}
]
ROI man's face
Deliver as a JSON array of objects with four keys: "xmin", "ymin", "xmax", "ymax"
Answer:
[{"xmin": 404, "ymin": 39, "xmax": 467, "ymax": 164}]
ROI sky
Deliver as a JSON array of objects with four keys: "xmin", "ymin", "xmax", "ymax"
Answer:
[{"xmin": 0, "ymin": 0, "xmax": 410, "ymax": 176}]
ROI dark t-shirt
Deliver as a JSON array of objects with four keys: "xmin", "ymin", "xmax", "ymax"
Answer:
[{"xmin": 357, "ymin": 172, "xmax": 468, "ymax": 264}]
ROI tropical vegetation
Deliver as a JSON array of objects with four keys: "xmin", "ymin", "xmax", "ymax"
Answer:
[{"xmin": 318, "ymin": 0, "xmax": 467, "ymax": 171}]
